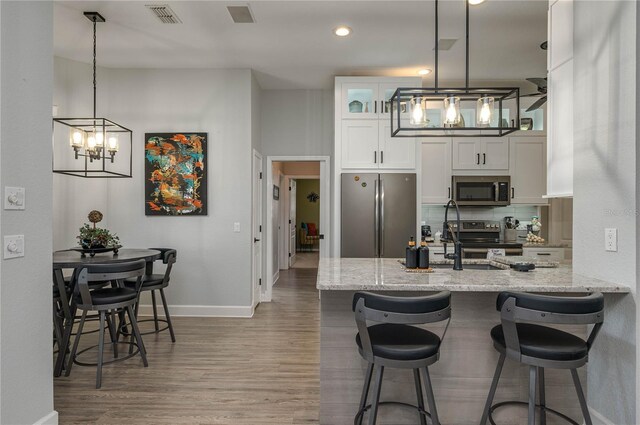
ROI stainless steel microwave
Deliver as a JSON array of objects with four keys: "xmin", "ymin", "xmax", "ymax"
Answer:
[{"xmin": 452, "ymin": 176, "xmax": 511, "ymax": 206}]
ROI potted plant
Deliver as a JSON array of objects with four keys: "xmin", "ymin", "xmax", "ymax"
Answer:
[{"xmin": 76, "ymin": 210, "xmax": 120, "ymax": 255}]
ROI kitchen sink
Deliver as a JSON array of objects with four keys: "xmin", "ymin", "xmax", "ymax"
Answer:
[{"xmin": 430, "ymin": 263, "xmax": 504, "ymax": 271}]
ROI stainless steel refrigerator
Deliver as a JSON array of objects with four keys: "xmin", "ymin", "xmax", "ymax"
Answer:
[{"xmin": 341, "ymin": 173, "xmax": 416, "ymax": 258}]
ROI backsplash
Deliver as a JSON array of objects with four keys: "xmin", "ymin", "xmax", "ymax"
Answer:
[{"xmin": 421, "ymin": 205, "xmax": 540, "ymax": 237}]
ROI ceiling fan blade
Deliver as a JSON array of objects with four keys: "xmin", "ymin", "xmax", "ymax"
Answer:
[
  {"xmin": 526, "ymin": 96, "xmax": 547, "ymax": 112},
  {"xmin": 526, "ymin": 77, "xmax": 548, "ymax": 89}
]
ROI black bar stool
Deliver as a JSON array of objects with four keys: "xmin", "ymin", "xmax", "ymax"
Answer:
[
  {"xmin": 123, "ymin": 248, "xmax": 176, "ymax": 341},
  {"xmin": 480, "ymin": 291, "xmax": 604, "ymax": 425},
  {"xmin": 65, "ymin": 260, "xmax": 149, "ymax": 389},
  {"xmin": 352, "ymin": 291, "xmax": 451, "ymax": 425}
]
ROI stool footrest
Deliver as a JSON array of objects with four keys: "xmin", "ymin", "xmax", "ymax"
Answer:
[
  {"xmin": 489, "ymin": 401, "xmax": 579, "ymax": 425},
  {"xmin": 119, "ymin": 318, "xmax": 171, "ymax": 336},
  {"xmin": 354, "ymin": 401, "xmax": 432, "ymax": 425},
  {"xmin": 72, "ymin": 341, "xmax": 141, "ymax": 367}
]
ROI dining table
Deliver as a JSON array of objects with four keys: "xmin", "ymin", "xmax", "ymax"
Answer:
[{"xmin": 52, "ymin": 248, "xmax": 161, "ymax": 377}]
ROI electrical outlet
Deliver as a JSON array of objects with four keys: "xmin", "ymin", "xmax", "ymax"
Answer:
[
  {"xmin": 605, "ymin": 228, "xmax": 617, "ymax": 252},
  {"xmin": 4, "ymin": 187, "xmax": 25, "ymax": 210},
  {"xmin": 233, "ymin": 222, "xmax": 241, "ymax": 233},
  {"xmin": 4, "ymin": 235, "xmax": 24, "ymax": 259}
]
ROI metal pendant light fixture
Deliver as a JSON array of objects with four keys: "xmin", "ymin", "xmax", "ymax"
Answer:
[
  {"xmin": 53, "ymin": 12, "xmax": 132, "ymax": 178},
  {"xmin": 391, "ymin": 0, "xmax": 520, "ymax": 137}
]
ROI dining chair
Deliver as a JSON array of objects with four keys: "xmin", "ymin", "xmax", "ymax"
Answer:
[{"xmin": 65, "ymin": 260, "xmax": 148, "ymax": 389}]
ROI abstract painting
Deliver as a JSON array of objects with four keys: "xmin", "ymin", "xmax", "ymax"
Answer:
[{"xmin": 144, "ymin": 132, "xmax": 207, "ymax": 216}]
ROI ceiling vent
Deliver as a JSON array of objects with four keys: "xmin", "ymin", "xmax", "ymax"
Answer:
[
  {"xmin": 227, "ymin": 6, "xmax": 255, "ymax": 23},
  {"xmin": 146, "ymin": 4, "xmax": 182, "ymax": 24},
  {"xmin": 434, "ymin": 38, "xmax": 458, "ymax": 51}
]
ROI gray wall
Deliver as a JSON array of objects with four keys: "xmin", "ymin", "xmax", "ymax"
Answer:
[
  {"xmin": 572, "ymin": 1, "xmax": 637, "ymax": 423},
  {"xmin": 53, "ymin": 58, "xmax": 257, "ymax": 311},
  {"xmin": 1, "ymin": 1, "xmax": 56, "ymax": 423}
]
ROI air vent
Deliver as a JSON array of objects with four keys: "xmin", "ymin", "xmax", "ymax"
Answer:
[
  {"xmin": 146, "ymin": 4, "xmax": 182, "ymax": 24},
  {"xmin": 434, "ymin": 38, "xmax": 458, "ymax": 51},
  {"xmin": 227, "ymin": 6, "xmax": 255, "ymax": 23}
]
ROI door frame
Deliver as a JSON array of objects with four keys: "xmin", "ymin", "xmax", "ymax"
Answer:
[
  {"xmin": 251, "ymin": 149, "xmax": 264, "ymax": 312},
  {"xmin": 264, "ymin": 155, "xmax": 331, "ymax": 302}
]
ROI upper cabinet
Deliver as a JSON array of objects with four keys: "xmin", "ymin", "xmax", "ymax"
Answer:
[
  {"xmin": 421, "ymin": 139, "xmax": 452, "ymax": 204},
  {"xmin": 336, "ymin": 77, "xmax": 420, "ymax": 171},
  {"xmin": 452, "ymin": 138, "xmax": 509, "ymax": 171},
  {"xmin": 547, "ymin": 0, "xmax": 574, "ymax": 197},
  {"xmin": 510, "ymin": 137, "xmax": 547, "ymax": 204},
  {"xmin": 339, "ymin": 78, "xmax": 420, "ymax": 120}
]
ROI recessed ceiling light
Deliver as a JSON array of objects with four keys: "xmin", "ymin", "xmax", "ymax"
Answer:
[
  {"xmin": 468, "ymin": 0, "xmax": 486, "ymax": 5},
  {"xmin": 418, "ymin": 69, "xmax": 432, "ymax": 76},
  {"xmin": 334, "ymin": 26, "xmax": 352, "ymax": 37}
]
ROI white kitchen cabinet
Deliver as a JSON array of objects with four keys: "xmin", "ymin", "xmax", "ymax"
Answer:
[
  {"xmin": 546, "ymin": 0, "xmax": 573, "ymax": 197},
  {"xmin": 341, "ymin": 81, "xmax": 418, "ymax": 120},
  {"xmin": 523, "ymin": 247, "xmax": 565, "ymax": 262},
  {"xmin": 378, "ymin": 121, "xmax": 416, "ymax": 169},
  {"xmin": 452, "ymin": 138, "xmax": 509, "ymax": 170},
  {"xmin": 341, "ymin": 120, "xmax": 379, "ymax": 169},
  {"xmin": 510, "ymin": 137, "xmax": 547, "ymax": 204},
  {"xmin": 341, "ymin": 120, "xmax": 415, "ymax": 170},
  {"xmin": 421, "ymin": 139, "xmax": 452, "ymax": 203}
]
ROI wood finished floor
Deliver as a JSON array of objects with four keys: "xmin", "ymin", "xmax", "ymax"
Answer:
[{"xmin": 54, "ymin": 268, "xmax": 320, "ymax": 425}]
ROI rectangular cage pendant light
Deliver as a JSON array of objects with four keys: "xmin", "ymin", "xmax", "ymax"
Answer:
[
  {"xmin": 52, "ymin": 117, "xmax": 133, "ymax": 178},
  {"xmin": 391, "ymin": 0, "xmax": 520, "ymax": 138},
  {"xmin": 390, "ymin": 87, "xmax": 520, "ymax": 137}
]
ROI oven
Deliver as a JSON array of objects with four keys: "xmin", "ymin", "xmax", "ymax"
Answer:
[
  {"xmin": 452, "ymin": 176, "xmax": 511, "ymax": 206},
  {"xmin": 444, "ymin": 220, "xmax": 523, "ymax": 258}
]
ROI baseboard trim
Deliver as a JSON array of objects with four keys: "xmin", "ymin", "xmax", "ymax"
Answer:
[
  {"xmin": 137, "ymin": 304, "xmax": 253, "ymax": 318},
  {"xmin": 589, "ymin": 407, "xmax": 616, "ymax": 425},
  {"xmin": 33, "ymin": 411, "xmax": 58, "ymax": 425}
]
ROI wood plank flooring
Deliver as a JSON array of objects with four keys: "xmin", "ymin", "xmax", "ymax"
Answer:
[{"xmin": 54, "ymin": 268, "xmax": 320, "ymax": 424}]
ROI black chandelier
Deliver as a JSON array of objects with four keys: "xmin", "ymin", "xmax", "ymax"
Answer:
[
  {"xmin": 53, "ymin": 12, "xmax": 132, "ymax": 178},
  {"xmin": 390, "ymin": 0, "xmax": 520, "ymax": 137}
]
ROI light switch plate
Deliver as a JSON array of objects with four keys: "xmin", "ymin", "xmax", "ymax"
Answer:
[
  {"xmin": 233, "ymin": 222, "xmax": 241, "ymax": 233},
  {"xmin": 4, "ymin": 235, "xmax": 24, "ymax": 259},
  {"xmin": 605, "ymin": 228, "xmax": 617, "ymax": 252},
  {"xmin": 4, "ymin": 187, "xmax": 25, "ymax": 210}
]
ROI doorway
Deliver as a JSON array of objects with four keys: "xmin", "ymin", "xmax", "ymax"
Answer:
[
  {"xmin": 252, "ymin": 150, "xmax": 263, "ymax": 311},
  {"xmin": 264, "ymin": 156, "xmax": 330, "ymax": 302}
]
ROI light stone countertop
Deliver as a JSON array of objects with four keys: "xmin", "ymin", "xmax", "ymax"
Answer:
[
  {"xmin": 427, "ymin": 242, "xmax": 569, "ymax": 248},
  {"xmin": 316, "ymin": 258, "xmax": 629, "ymax": 293}
]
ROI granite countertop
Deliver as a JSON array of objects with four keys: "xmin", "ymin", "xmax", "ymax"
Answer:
[
  {"xmin": 427, "ymin": 242, "xmax": 569, "ymax": 248},
  {"xmin": 316, "ymin": 258, "xmax": 629, "ymax": 293}
]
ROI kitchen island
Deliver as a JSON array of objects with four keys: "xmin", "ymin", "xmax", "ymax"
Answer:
[{"xmin": 318, "ymin": 258, "xmax": 628, "ymax": 425}]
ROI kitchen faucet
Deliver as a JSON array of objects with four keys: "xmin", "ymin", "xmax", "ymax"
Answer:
[{"xmin": 442, "ymin": 199, "xmax": 463, "ymax": 271}]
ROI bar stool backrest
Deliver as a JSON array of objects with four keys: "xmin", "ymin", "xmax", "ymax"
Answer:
[
  {"xmin": 148, "ymin": 248, "xmax": 177, "ymax": 284},
  {"xmin": 76, "ymin": 260, "xmax": 146, "ymax": 306},
  {"xmin": 353, "ymin": 291, "xmax": 451, "ymax": 360},
  {"xmin": 496, "ymin": 291, "xmax": 604, "ymax": 360}
]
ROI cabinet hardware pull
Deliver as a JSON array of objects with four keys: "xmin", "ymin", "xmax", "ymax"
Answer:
[
  {"xmin": 374, "ymin": 151, "xmax": 377, "ymax": 163},
  {"xmin": 477, "ymin": 153, "xmax": 480, "ymax": 165},
  {"xmin": 483, "ymin": 153, "xmax": 486, "ymax": 164},
  {"xmin": 380, "ymin": 151, "xmax": 384, "ymax": 163},
  {"xmin": 512, "ymin": 187, "xmax": 515, "ymax": 198},
  {"xmin": 374, "ymin": 100, "xmax": 377, "ymax": 114},
  {"xmin": 536, "ymin": 253, "xmax": 551, "ymax": 256},
  {"xmin": 448, "ymin": 187, "xmax": 451, "ymax": 198}
]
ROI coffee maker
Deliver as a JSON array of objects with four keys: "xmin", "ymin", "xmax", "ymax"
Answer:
[{"xmin": 421, "ymin": 225, "xmax": 432, "ymax": 239}]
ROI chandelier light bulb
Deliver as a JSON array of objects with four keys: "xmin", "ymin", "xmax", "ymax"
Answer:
[
  {"xmin": 443, "ymin": 96, "xmax": 461, "ymax": 125},
  {"xmin": 87, "ymin": 135, "xmax": 97, "ymax": 150},
  {"xmin": 108, "ymin": 135, "xmax": 119, "ymax": 152},
  {"xmin": 410, "ymin": 97, "xmax": 428, "ymax": 127},
  {"xmin": 95, "ymin": 131, "xmax": 104, "ymax": 146},
  {"xmin": 476, "ymin": 96, "xmax": 494, "ymax": 127},
  {"xmin": 70, "ymin": 130, "xmax": 84, "ymax": 147}
]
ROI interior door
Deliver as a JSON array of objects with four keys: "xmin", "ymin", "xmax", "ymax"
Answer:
[
  {"xmin": 252, "ymin": 151, "xmax": 263, "ymax": 308},
  {"xmin": 289, "ymin": 179, "xmax": 297, "ymax": 267}
]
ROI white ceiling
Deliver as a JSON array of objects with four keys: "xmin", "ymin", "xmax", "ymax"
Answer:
[{"xmin": 53, "ymin": 1, "xmax": 548, "ymax": 90}]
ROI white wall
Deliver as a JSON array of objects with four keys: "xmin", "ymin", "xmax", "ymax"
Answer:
[
  {"xmin": 53, "ymin": 58, "xmax": 258, "ymax": 313},
  {"xmin": 572, "ymin": 1, "xmax": 637, "ymax": 423},
  {"xmin": 1, "ymin": 1, "xmax": 56, "ymax": 424}
]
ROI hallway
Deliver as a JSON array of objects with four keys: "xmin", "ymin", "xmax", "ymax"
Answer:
[{"xmin": 54, "ymin": 268, "xmax": 320, "ymax": 424}]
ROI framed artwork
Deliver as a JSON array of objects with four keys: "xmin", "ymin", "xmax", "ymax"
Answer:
[
  {"xmin": 273, "ymin": 185, "xmax": 280, "ymax": 200},
  {"xmin": 144, "ymin": 132, "xmax": 207, "ymax": 216}
]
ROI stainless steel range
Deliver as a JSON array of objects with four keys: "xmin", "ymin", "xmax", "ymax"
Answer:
[{"xmin": 445, "ymin": 220, "xmax": 523, "ymax": 258}]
